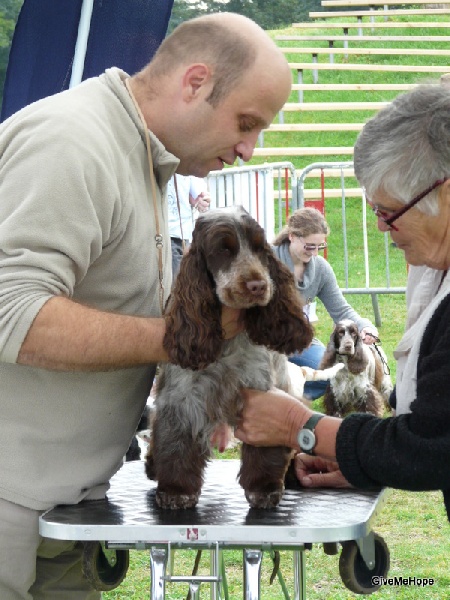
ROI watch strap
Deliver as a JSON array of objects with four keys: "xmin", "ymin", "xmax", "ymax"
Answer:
[
  {"xmin": 303, "ymin": 413, "xmax": 325, "ymax": 432},
  {"xmin": 298, "ymin": 413, "xmax": 325, "ymax": 455}
]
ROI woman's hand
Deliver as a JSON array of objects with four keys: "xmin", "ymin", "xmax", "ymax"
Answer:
[
  {"xmin": 360, "ymin": 327, "xmax": 379, "ymax": 345},
  {"xmin": 234, "ymin": 388, "xmax": 310, "ymax": 448},
  {"xmin": 295, "ymin": 453, "xmax": 352, "ymax": 488}
]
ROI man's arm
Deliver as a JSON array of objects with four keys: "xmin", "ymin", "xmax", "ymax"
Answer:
[
  {"xmin": 17, "ymin": 296, "xmax": 167, "ymax": 371},
  {"xmin": 17, "ymin": 298, "xmax": 244, "ymax": 371}
]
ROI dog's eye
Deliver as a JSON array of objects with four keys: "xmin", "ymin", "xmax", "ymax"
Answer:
[{"xmin": 216, "ymin": 233, "xmax": 239, "ymax": 257}]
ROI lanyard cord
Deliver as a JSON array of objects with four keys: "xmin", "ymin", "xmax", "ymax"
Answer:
[
  {"xmin": 173, "ymin": 175, "xmax": 186, "ymax": 253},
  {"xmin": 124, "ymin": 78, "xmax": 165, "ymax": 314}
]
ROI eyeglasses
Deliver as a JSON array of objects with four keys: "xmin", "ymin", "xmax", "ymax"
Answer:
[
  {"xmin": 303, "ymin": 242, "xmax": 327, "ymax": 252},
  {"xmin": 291, "ymin": 234, "xmax": 327, "ymax": 252},
  {"xmin": 366, "ymin": 178, "xmax": 448, "ymax": 232}
]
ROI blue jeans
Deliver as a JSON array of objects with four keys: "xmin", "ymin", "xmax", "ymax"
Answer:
[{"xmin": 288, "ymin": 339, "xmax": 328, "ymax": 400}]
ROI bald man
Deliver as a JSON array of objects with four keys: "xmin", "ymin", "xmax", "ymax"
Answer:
[{"xmin": 0, "ymin": 12, "xmax": 292, "ymax": 599}]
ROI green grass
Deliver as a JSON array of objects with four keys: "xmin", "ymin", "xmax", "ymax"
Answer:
[{"xmin": 105, "ymin": 17, "xmax": 449, "ymax": 598}]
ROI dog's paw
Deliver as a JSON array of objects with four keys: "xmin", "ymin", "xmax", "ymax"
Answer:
[
  {"xmin": 245, "ymin": 488, "xmax": 284, "ymax": 509},
  {"xmin": 155, "ymin": 489, "xmax": 200, "ymax": 510}
]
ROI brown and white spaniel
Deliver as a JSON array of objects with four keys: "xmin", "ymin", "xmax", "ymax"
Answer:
[
  {"xmin": 320, "ymin": 319, "xmax": 393, "ymax": 418},
  {"xmin": 145, "ymin": 206, "xmax": 341, "ymax": 510}
]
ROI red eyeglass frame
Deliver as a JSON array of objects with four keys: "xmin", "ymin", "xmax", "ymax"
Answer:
[{"xmin": 367, "ymin": 178, "xmax": 449, "ymax": 232}]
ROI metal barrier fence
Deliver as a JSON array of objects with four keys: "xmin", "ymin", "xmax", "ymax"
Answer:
[
  {"xmin": 207, "ymin": 162, "xmax": 297, "ymax": 240},
  {"xmin": 207, "ymin": 161, "xmax": 407, "ymax": 325}
]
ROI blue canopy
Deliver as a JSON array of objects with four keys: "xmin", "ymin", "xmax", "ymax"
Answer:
[{"xmin": 1, "ymin": 0, "xmax": 174, "ymax": 121}]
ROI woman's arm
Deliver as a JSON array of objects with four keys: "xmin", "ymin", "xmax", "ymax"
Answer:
[
  {"xmin": 234, "ymin": 388, "xmax": 341, "ymax": 458},
  {"xmin": 317, "ymin": 258, "xmax": 376, "ymax": 333},
  {"xmin": 236, "ymin": 301, "xmax": 450, "ymax": 494}
]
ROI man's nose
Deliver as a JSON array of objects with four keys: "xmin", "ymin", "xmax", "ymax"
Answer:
[{"xmin": 235, "ymin": 134, "xmax": 259, "ymax": 163}]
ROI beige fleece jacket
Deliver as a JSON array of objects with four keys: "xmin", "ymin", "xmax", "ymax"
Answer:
[{"xmin": 0, "ymin": 68, "xmax": 176, "ymax": 509}]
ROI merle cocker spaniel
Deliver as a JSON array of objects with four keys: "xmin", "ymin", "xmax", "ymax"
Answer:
[{"xmin": 145, "ymin": 206, "xmax": 314, "ymax": 510}]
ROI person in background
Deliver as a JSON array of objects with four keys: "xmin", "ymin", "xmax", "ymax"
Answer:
[
  {"xmin": 272, "ymin": 207, "xmax": 379, "ymax": 401},
  {"xmin": 168, "ymin": 174, "xmax": 211, "ymax": 278},
  {"xmin": 0, "ymin": 12, "xmax": 292, "ymax": 599},
  {"xmin": 235, "ymin": 81, "xmax": 450, "ymax": 527}
]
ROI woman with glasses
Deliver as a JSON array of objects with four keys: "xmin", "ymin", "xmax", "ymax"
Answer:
[
  {"xmin": 272, "ymin": 207, "xmax": 379, "ymax": 402},
  {"xmin": 235, "ymin": 82, "xmax": 450, "ymax": 527}
]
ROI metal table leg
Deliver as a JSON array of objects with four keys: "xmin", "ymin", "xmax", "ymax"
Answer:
[
  {"xmin": 293, "ymin": 549, "xmax": 306, "ymax": 600},
  {"xmin": 189, "ymin": 582, "xmax": 201, "ymax": 600},
  {"xmin": 150, "ymin": 547, "xmax": 168, "ymax": 600},
  {"xmin": 243, "ymin": 549, "xmax": 262, "ymax": 600},
  {"xmin": 210, "ymin": 544, "xmax": 221, "ymax": 600}
]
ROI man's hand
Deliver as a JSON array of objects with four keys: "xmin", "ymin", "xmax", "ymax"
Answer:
[
  {"xmin": 295, "ymin": 453, "xmax": 352, "ymax": 488},
  {"xmin": 221, "ymin": 306, "xmax": 244, "ymax": 340}
]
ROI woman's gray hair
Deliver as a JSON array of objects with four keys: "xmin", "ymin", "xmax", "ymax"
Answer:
[{"xmin": 354, "ymin": 82, "xmax": 450, "ymax": 215}]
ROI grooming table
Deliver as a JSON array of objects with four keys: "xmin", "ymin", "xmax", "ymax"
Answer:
[{"xmin": 40, "ymin": 459, "xmax": 390, "ymax": 599}]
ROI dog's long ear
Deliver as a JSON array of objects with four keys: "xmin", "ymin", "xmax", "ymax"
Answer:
[
  {"xmin": 347, "ymin": 334, "xmax": 369, "ymax": 374},
  {"xmin": 319, "ymin": 330, "xmax": 340, "ymax": 369},
  {"xmin": 245, "ymin": 249, "xmax": 313, "ymax": 354},
  {"xmin": 163, "ymin": 246, "xmax": 223, "ymax": 370}
]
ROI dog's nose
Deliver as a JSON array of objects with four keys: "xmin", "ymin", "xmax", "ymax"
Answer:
[{"xmin": 246, "ymin": 280, "xmax": 267, "ymax": 296}]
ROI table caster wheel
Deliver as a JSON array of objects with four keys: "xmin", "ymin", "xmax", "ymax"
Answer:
[
  {"xmin": 82, "ymin": 541, "xmax": 129, "ymax": 591},
  {"xmin": 339, "ymin": 533, "xmax": 390, "ymax": 595}
]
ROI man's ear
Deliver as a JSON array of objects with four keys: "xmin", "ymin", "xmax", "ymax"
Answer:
[{"xmin": 181, "ymin": 63, "xmax": 212, "ymax": 102}]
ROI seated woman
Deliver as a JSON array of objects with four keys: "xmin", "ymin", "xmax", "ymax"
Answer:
[{"xmin": 272, "ymin": 207, "xmax": 378, "ymax": 401}]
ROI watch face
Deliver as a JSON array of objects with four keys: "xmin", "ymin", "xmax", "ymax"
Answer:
[{"xmin": 299, "ymin": 429, "xmax": 315, "ymax": 451}]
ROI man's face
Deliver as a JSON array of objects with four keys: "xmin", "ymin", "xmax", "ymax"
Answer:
[{"xmin": 175, "ymin": 61, "xmax": 291, "ymax": 177}]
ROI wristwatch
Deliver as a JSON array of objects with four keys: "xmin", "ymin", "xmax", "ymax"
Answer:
[{"xmin": 297, "ymin": 413, "xmax": 325, "ymax": 455}]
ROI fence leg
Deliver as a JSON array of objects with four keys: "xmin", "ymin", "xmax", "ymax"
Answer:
[{"xmin": 371, "ymin": 293, "xmax": 382, "ymax": 327}]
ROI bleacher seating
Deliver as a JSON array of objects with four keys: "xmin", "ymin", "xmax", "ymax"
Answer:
[{"xmin": 260, "ymin": 6, "xmax": 450, "ymax": 200}]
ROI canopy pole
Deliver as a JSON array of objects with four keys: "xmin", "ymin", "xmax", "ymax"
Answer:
[{"xmin": 69, "ymin": 0, "xmax": 95, "ymax": 88}]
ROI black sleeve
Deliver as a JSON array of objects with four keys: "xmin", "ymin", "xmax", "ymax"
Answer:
[
  {"xmin": 388, "ymin": 386, "xmax": 396, "ymax": 410},
  {"xmin": 336, "ymin": 295, "xmax": 450, "ymax": 492}
]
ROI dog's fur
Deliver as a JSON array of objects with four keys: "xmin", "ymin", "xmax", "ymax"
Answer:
[
  {"xmin": 145, "ymin": 206, "xmax": 329, "ymax": 510},
  {"xmin": 320, "ymin": 319, "xmax": 393, "ymax": 418}
]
